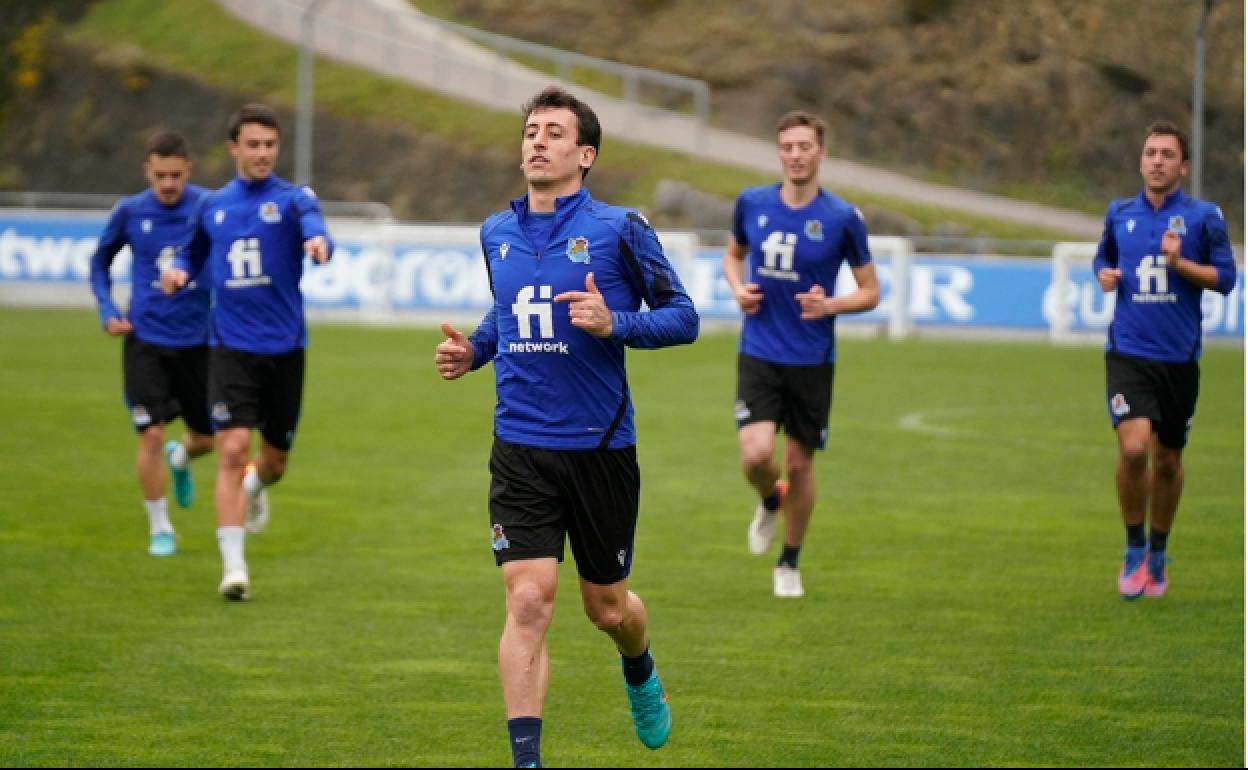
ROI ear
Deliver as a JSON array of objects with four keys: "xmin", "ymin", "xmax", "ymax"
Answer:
[{"xmin": 580, "ymin": 145, "xmax": 597, "ymax": 172}]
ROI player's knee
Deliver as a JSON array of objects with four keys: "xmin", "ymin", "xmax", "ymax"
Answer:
[
  {"xmin": 1119, "ymin": 440, "xmax": 1149, "ymax": 468},
  {"xmin": 585, "ymin": 603, "xmax": 625, "ymax": 634},
  {"xmin": 507, "ymin": 582, "xmax": 553, "ymax": 627},
  {"xmin": 740, "ymin": 445, "xmax": 773, "ymax": 473}
]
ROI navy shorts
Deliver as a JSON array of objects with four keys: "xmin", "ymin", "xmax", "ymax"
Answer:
[
  {"xmin": 1105, "ymin": 351, "xmax": 1199, "ymax": 449},
  {"xmin": 735, "ymin": 353, "xmax": 835, "ymax": 450},
  {"xmin": 122, "ymin": 334, "xmax": 212, "ymax": 435},
  {"xmin": 487, "ymin": 437, "xmax": 640, "ymax": 585},
  {"xmin": 209, "ymin": 345, "xmax": 305, "ymax": 451}
]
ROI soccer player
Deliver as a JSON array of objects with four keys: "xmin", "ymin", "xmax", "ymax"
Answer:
[
  {"xmin": 162, "ymin": 103, "xmax": 333, "ymax": 601},
  {"xmin": 89, "ymin": 130, "xmax": 215, "ymax": 557},
  {"xmin": 1093, "ymin": 119, "xmax": 1236, "ymax": 600},
  {"xmin": 434, "ymin": 86, "xmax": 698, "ymax": 769},
  {"xmin": 723, "ymin": 110, "xmax": 880, "ymax": 599}
]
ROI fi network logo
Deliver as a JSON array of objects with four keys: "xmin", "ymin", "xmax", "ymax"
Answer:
[{"xmin": 509, "ymin": 285, "xmax": 569, "ymax": 354}]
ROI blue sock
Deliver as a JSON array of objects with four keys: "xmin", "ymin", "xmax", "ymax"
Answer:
[
  {"xmin": 777, "ymin": 544, "xmax": 801, "ymax": 569},
  {"xmin": 621, "ymin": 646, "xmax": 655, "ymax": 687},
  {"xmin": 507, "ymin": 717, "xmax": 541, "ymax": 768},
  {"xmin": 1148, "ymin": 527, "xmax": 1169, "ymax": 553},
  {"xmin": 1126, "ymin": 522, "xmax": 1147, "ymax": 549}
]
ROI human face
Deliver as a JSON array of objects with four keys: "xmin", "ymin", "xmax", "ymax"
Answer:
[
  {"xmin": 144, "ymin": 154, "xmax": 191, "ymax": 206},
  {"xmin": 777, "ymin": 125, "xmax": 823, "ymax": 186},
  {"xmin": 521, "ymin": 107, "xmax": 594, "ymax": 192},
  {"xmin": 1139, "ymin": 133, "xmax": 1188, "ymax": 197},
  {"xmin": 230, "ymin": 122, "xmax": 280, "ymax": 181}
]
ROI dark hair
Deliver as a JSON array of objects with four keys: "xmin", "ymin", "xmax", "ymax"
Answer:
[
  {"xmin": 228, "ymin": 103, "xmax": 281, "ymax": 141},
  {"xmin": 1145, "ymin": 119, "xmax": 1190, "ymax": 161},
  {"xmin": 145, "ymin": 130, "xmax": 190, "ymax": 159},
  {"xmin": 521, "ymin": 86, "xmax": 601, "ymax": 177},
  {"xmin": 775, "ymin": 110, "xmax": 826, "ymax": 147}
]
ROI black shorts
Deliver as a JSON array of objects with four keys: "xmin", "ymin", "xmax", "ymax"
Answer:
[
  {"xmin": 1105, "ymin": 351, "xmax": 1200, "ymax": 449},
  {"xmin": 209, "ymin": 346, "xmax": 306, "ymax": 451},
  {"xmin": 488, "ymin": 437, "xmax": 640, "ymax": 585},
  {"xmin": 122, "ymin": 335, "xmax": 212, "ymax": 435},
  {"xmin": 735, "ymin": 353, "xmax": 835, "ymax": 450}
]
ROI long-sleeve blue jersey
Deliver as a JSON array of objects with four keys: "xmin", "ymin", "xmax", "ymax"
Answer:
[
  {"xmin": 732, "ymin": 184, "xmax": 872, "ymax": 365},
  {"xmin": 468, "ymin": 188, "xmax": 699, "ymax": 450},
  {"xmin": 89, "ymin": 186, "xmax": 211, "ymax": 347},
  {"xmin": 1093, "ymin": 189, "xmax": 1236, "ymax": 364},
  {"xmin": 176, "ymin": 175, "xmax": 333, "ymax": 355}
]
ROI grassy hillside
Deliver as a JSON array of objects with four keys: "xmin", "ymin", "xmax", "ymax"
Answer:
[{"xmin": 0, "ymin": 0, "xmax": 1077, "ymax": 241}]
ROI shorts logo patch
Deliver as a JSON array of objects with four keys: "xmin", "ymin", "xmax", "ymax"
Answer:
[
  {"xmin": 211, "ymin": 402, "xmax": 231, "ymax": 423},
  {"xmin": 131, "ymin": 405, "xmax": 152, "ymax": 428},
  {"xmin": 734, "ymin": 399, "xmax": 751, "ymax": 421},
  {"xmin": 566, "ymin": 236, "xmax": 591, "ymax": 264},
  {"xmin": 491, "ymin": 524, "xmax": 510, "ymax": 552},
  {"xmin": 617, "ymin": 549, "xmax": 627, "ymax": 566},
  {"xmin": 1111, "ymin": 393, "xmax": 1130, "ymax": 417}
]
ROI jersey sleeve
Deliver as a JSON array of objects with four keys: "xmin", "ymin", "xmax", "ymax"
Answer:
[
  {"xmin": 294, "ymin": 185, "xmax": 334, "ymax": 260},
  {"xmin": 1092, "ymin": 205, "xmax": 1119, "ymax": 276},
  {"xmin": 609, "ymin": 212, "xmax": 699, "ymax": 349},
  {"xmin": 467, "ymin": 230, "xmax": 499, "ymax": 369},
  {"xmin": 174, "ymin": 199, "xmax": 211, "ymax": 283},
  {"xmin": 1201, "ymin": 205, "xmax": 1238, "ymax": 295},
  {"xmin": 841, "ymin": 207, "xmax": 872, "ymax": 267},
  {"xmin": 89, "ymin": 201, "xmax": 129, "ymax": 326}
]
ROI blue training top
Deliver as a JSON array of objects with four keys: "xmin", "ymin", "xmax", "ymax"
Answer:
[
  {"xmin": 89, "ymin": 185, "xmax": 211, "ymax": 347},
  {"xmin": 1092, "ymin": 188, "xmax": 1236, "ymax": 364},
  {"xmin": 176, "ymin": 174, "xmax": 333, "ymax": 355},
  {"xmin": 731, "ymin": 184, "xmax": 872, "ymax": 366},
  {"xmin": 469, "ymin": 187, "xmax": 699, "ymax": 451}
]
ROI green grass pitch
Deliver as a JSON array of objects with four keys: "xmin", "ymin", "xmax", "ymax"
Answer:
[{"xmin": 0, "ymin": 307, "xmax": 1241, "ymax": 767}]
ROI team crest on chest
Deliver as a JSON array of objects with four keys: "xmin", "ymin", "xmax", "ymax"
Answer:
[
  {"xmin": 500, "ymin": 242, "xmax": 510, "ymax": 260},
  {"xmin": 259, "ymin": 201, "xmax": 281, "ymax": 224},
  {"xmin": 757, "ymin": 215, "xmax": 768, "ymax": 228},
  {"xmin": 214, "ymin": 210, "xmax": 226, "ymax": 225},
  {"xmin": 1126, "ymin": 219, "xmax": 1136, "ymax": 233},
  {"xmin": 141, "ymin": 219, "xmax": 152, "ymax": 233},
  {"xmin": 1168, "ymin": 215, "xmax": 1186, "ymax": 235},
  {"xmin": 566, "ymin": 236, "xmax": 591, "ymax": 264},
  {"xmin": 804, "ymin": 219, "xmax": 824, "ymax": 241}
]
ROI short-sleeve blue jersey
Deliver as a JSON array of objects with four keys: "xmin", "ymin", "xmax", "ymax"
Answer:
[
  {"xmin": 1093, "ymin": 189, "xmax": 1236, "ymax": 364},
  {"xmin": 176, "ymin": 174, "xmax": 333, "ymax": 355},
  {"xmin": 468, "ymin": 188, "xmax": 699, "ymax": 451},
  {"xmin": 89, "ymin": 186, "xmax": 211, "ymax": 347},
  {"xmin": 732, "ymin": 184, "xmax": 872, "ymax": 365}
]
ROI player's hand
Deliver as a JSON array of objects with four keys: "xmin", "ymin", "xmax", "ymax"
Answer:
[
  {"xmin": 104, "ymin": 317, "xmax": 133, "ymax": 336},
  {"xmin": 554, "ymin": 272, "xmax": 612, "ymax": 337},
  {"xmin": 1161, "ymin": 230, "xmax": 1181, "ymax": 269},
  {"xmin": 733, "ymin": 282, "xmax": 764, "ymax": 315},
  {"xmin": 795, "ymin": 283, "xmax": 830, "ymax": 320},
  {"xmin": 1096, "ymin": 267, "xmax": 1121, "ymax": 292},
  {"xmin": 435, "ymin": 322, "xmax": 474, "ymax": 380},
  {"xmin": 161, "ymin": 268, "xmax": 188, "ymax": 295},
  {"xmin": 305, "ymin": 235, "xmax": 330, "ymax": 264}
]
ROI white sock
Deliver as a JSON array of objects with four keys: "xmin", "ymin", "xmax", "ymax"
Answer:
[
  {"xmin": 144, "ymin": 498, "xmax": 173, "ymax": 536},
  {"xmin": 217, "ymin": 526, "xmax": 246, "ymax": 572},
  {"xmin": 168, "ymin": 442, "xmax": 189, "ymax": 469},
  {"xmin": 242, "ymin": 466, "xmax": 265, "ymax": 499}
]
